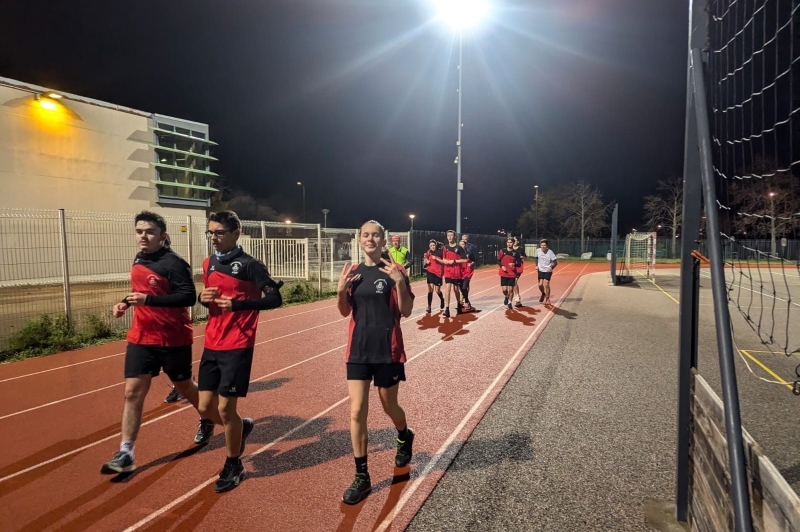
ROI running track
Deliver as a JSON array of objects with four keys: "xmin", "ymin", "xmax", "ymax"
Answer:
[{"xmin": 0, "ymin": 263, "xmax": 605, "ymax": 531}]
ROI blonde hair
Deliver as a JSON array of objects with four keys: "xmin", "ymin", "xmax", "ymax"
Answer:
[{"xmin": 360, "ymin": 220, "xmax": 385, "ymax": 239}]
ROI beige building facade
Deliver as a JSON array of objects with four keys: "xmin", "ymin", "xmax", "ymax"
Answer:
[{"xmin": 0, "ymin": 76, "xmax": 218, "ymax": 215}]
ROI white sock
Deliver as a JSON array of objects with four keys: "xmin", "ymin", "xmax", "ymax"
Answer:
[{"xmin": 120, "ymin": 440, "xmax": 135, "ymax": 459}]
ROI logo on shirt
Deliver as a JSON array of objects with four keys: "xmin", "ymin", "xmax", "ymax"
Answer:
[
  {"xmin": 374, "ymin": 279, "xmax": 388, "ymax": 294},
  {"xmin": 231, "ymin": 261, "xmax": 242, "ymax": 275},
  {"xmin": 147, "ymin": 274, "xmax": 159, "ymax": 288},
  {"xmin": 210, "ymin": 265, "xmax": 216, "ymax": 271}
]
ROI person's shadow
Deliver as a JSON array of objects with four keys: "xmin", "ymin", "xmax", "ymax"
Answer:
[
  {"xmin": 505, "ymin": 306, "xmax": 540, "ymax": 326},
  {"xmin": 553, "ymin": 306, "xmax": 578, "ymax": 320}
]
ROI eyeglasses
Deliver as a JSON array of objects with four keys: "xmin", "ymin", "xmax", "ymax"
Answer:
[{"xmin": 206, "ymin": 230, "xmax": 231, "ymax": 238}]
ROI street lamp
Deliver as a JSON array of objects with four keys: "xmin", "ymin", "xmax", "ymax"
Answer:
[
  {"xmin": 297, "ymin": 182, "xmax": 306, "ymax": 223},
  {"xmin": 534, "ymin": 185, "xmax": 539, "ymax": 241},
  {"xmin": 434, "ymin": 0, "xmax": 489, "ymax": 234},
  {"xmin": 769, "ymin": 191, "xmax": 776, "ymax": 256},
  {"xmin": 409, "ymin": 214, "xmax": 415, "ymax": 231},
  {"xmin": 322, "ymin": 208, "xmax": 329, "ymax": 230}
]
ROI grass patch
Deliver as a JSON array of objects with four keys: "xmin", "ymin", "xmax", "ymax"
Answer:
[{"xmin": 0, "ymin": 313, "xmax": 123, "ymax": 363}]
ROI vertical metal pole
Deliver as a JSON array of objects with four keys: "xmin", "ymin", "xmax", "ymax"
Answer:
[
  {"xmin": 535, "ymin": 186, "xmax": 539, "ymax": 242},
  {"xmin": 303, "ymin": 186, "xmax": 306, "ymax": 224},
  {"xmin": 610, "ymin": 204, "xmax": 618, "ymax": 285},
  {"xmin": 304, "ymin": 238, "xmax": 310, "ymax": 281},
  {"xmin": 317, "ymin": 224, "xmax": 322, "ymax": 294},
  {"xmin": 260, "ymin": 222, "xmax": 267, "ymax": 266},
  {"xmin": 456, "ymin": 30, "xmax": 463, "ymax": 234},
  {"xmin": 691, "ymin": 47, "xmax": 753, "ymax": 532},
  {"xmin": 186, "ymin": 215, "xmax": 194, "ymax": 321},
  {"xmin": 57, "ymin": 209, "xmax": 72, "ymax": 326}
]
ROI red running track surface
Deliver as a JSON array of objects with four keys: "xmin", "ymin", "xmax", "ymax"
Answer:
[{"xmin": 0, "ymin": 263, "xmax": 604, "ymax": 531}]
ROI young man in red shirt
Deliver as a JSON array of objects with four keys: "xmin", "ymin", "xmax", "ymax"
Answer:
[
  {"xmin": 441, "ymin": 230, "xmax": 469, "ymax": 317},
  {"xmin": 198, "ymin": 210, "xmax": 284, "ymax": 493},
  {"xmin": 101, "ymin": 211, "xmax": 214, "ymax": 475},
  {"xmin": 498, "ymin": 237, "xmax": 522, "ymax": 310},
  {"xmin": 423, "ymin": 239, "xmax": 445, "ymax": 313},
  {"xmin": 512, "ymin": 237, "xmax": 527, "ymax": 307},
  {"xmin": 459, "ymin": 239, "xmax": 476, "ymax": 312},
  {"xmin": 337, "ymin": 220, "xmax": 415, "ymax": 505}
]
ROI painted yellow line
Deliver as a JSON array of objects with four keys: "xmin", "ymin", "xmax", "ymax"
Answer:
[
  {"xmin": 740, "ymin": 350, "xmax": 793, "ymax": 390},
  {"xmin": 642, "ymin": 272, "xmax": 793, "ymax": 390}
]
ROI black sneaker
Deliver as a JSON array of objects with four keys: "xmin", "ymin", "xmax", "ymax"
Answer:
[
  {"xmin": 342, "ymin": 473, "xmax": 371, "ymax": 505},
  {"xmin": 165, "ymin": 387, "xmax": 183, "ymax": 403},
  {"xmin": 240, "ymin": 417, "xmax": 255, "ymax": 455},
  {"xmin": 194, "ymin": 418, "xmax": 215, "ymax": 445},
  {"xmin": 101, "ymin": 451, "xmax": 135, "ymax": 474},
  {"xmin": 504, "ymin": 297, "xmax": 509, "ymax": 305},
  {"xmin": 214, "ymin": 460, "xmax": 245, "ymax": 493},
  {"xmin": 395, "ymin": 429, "xmax": 415, "ymax": 467},
  {"xmin": 443, "ymin": 308, "xmax": 450, "ymax": 318},
  {"xmin": 507, "ymin": 302, "xmax": 513, "ymax": 310},
  {"xmin": 426, "ymin": 307, "xmax": 431, "ymax": 313}
]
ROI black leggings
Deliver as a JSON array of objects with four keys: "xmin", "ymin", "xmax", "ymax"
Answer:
[{"xmin": 462, "ymin": 278, "xmax": 471, "ymax": 303}]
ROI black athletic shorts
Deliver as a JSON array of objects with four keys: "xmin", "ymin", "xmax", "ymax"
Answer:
[
  {"xmin": 426, "ymin": 272, "xmax": 443, "ymax": 286},
  {"xmin": 124, "ymin": 343, "xmax": 193, "ymax": 382},
  {"xmin": 500, "ymin": 276, "xmax": 516, "ymax": 287},
  {"xmin": 445, "ymin": 278, "xmax": 463, "ymax": 286},
  {"xmin": 538, "ymin": 271, "xmax": 553, "ymax": 281},
  {"xmin": 346, "ymin": 362, "xmax": 406, "ymax": 388},
  {"xmin": 198, "ymin": 347, "xmax": 254, "ymax": 397}
]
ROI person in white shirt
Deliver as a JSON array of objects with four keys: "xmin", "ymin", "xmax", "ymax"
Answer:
[{"xmin": 534, "ymin": 239, "xmax": 557, "ymax": 306}]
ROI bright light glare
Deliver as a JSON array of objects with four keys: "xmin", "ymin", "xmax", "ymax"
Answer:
[
  {"xmin": 285, "ymin": 219, "xmax": 292, "ymax": 224},
  {"xmin": 433, "ymin": 0, "xmax": 489, "ymax": 29},
  {"xmin": 47, "ymin": 93, "xmax": 63, "ymax": 99},
  {"xmin": 39, "ymin": 99, "xmax": 58, "ymax": 110}
]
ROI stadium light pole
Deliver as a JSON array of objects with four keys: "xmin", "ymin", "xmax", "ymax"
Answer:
[
  {"xmin": 409, "ymin": 213, "xmax": 415, "ymax": 231},
  {"xmin": 433, "ymin": 0, "xmax": 489, "ymax": 234},
  {"xmin": 534, "ymin": 185, "xmax": 539, "ymax": 241},
  {"xmin": 297, "ymin": 182, "xmax": 306, "ymax": 223},
  {"xmin": 322, "ymin": 208, "xmax": 329, "ymax": 230},
  {"xmin": 769, "ymin": 191, "xmax": 776, "ymax": 257}
]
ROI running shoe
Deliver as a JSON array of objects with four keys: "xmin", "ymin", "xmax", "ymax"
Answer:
[
  {"xmin": 165, "ymin": 387, "xmax": 183, "ymax": 403},
  {"xmin": 539, "ymin": 293, "xmax": 546, "ymax": 303},
  {"xmin": 515, "ymin": 300, "xmax": 523, "ymax": 308},
  {"xmin": 507, "ymin": 301, "xmax": 513, "ymax": 310},
  {"xmin": 426, "ymin": 306, "xmax": 431, "ymax": 313},
  {"xmin": 545, "ymin": 298, "xmax": 551, "ymax": 307},
  {"xmin": 100, "ymin": 451, "xmax": 135, "ymax": 474},
  {"xmin": 194, "ymin": 418, "xmax": 215, "ymax": 445},
  {"xmin": 240, "ymin": 417, "xmax": 255, "ymax": 455},
  {"xmin": 443, "ymin": 308, "xmax": 450, "ymax": 318},
  {"xmin": 214, "ymin": 460, "xmax": 245, "ymax": 493},
  {"xmin": 395, "ymin": 428, "xmax": 415, "ymax": 467},
  {"xmin": 342, "ymin": 473, "xmax": 372, "ymax": 505}
]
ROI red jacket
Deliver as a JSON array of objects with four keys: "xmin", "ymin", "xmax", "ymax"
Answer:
[{"xmin": 498, "ymin": 248, "xmax": 521, "ymax": 278}]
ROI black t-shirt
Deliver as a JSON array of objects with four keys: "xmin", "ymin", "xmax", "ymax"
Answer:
[{"xmin": 345, "ymin": 263, "xmax": 414, "ymax": 364}]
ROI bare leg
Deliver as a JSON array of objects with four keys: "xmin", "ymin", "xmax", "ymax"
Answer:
[
  {"xmin": 348, "ymin": 380, "xmax": 370, "ymax": 458},
  {"xmin": 218, "ymin": 396, "xmax": 242, "ymax": 458},
  {"xmin": 121, "ymin": 375, "xmax": 152, "ymax": 443},
  {"xmin": 197, "ymin": 390, "xmax": 224, "ymax": 425},
  {"xmin": 378, "ymin": 384, "xmax": 406, "ymax": 430}
]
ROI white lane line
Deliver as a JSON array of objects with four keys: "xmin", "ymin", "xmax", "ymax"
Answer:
[{"xmin": 120, "ymin": 266, "xmax": 581, "ymax": 532}]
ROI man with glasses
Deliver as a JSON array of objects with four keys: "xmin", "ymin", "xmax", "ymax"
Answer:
[
  {"xmin": 198, "ymin": 210, "xmax": 284, "ymax": 492},
  {"xmin": 498, "ymin": 236, "xmax": 522, "ymax": 310},
  {"xmin": 101, "ymin": 211, "xmax": 211, "ymax": 475}
]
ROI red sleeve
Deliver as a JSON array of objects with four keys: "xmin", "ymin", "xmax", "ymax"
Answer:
[{"xmin": 202, "ymin": 257, "xmax": 210, "ymax": 286}]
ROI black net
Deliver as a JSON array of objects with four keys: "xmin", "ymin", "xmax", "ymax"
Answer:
[{"xmin": 708, "ymin": 0, "xmax": 800, "ymax": 362}]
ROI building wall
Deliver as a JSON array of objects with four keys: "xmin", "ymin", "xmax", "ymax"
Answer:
[{"xmin": 0, "ymin": 85, "xmax": 206, "ymax": 217}]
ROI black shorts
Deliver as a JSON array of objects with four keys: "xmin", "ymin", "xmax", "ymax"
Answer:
[
  {"xmin": 445, "ymin": 278, "xmax": 463, "ymax": 286},
  {"xmin": 347, "ymin": 362, "xmax": 406, "ymax": 388},
  {"xmin": 500, "ymin": 276, "xmax": 516, "ymax": 287},
  {"xmin": 124, "ymin": 343, "xmax": 193, "ymax": 382},
  {"xmin": 538, "ymin": 271, "xmax": 553, "ymax": 281},
  {"xmin": 426, "ymin": 272, "xmax": 443, "ymax": 286},
  {"xmin": 198, "ymin": 347, "xmax": 254, "ymax": 397}
]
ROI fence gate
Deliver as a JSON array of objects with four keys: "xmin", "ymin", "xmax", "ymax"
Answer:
[{"xmin": 239, "ymin": 236, "xmax": 309, "ymax": 280}]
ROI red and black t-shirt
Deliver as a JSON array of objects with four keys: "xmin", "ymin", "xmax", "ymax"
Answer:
[
  {"xmin": 514, "ymin": 247, "xmax": 527, "ymax": 274},
  {"xmin": 424, "ymin": 248, "xmax": 444, "ymax": 277},
  {"xmin": 462, "ymin": 250, "xmax": 476, "ymax": 279},
  {"xmin": 498, "ymin": 248, "xmax": 522, "ymax": 278},
  {"xmin": 126, "ymin": 247, "xmax": 196, "ymax": 347},
  {"xmin": 442, "ymin": 244, "xmax": 467, "ymax": 280},
  {"xmin": 203, "ymin": 248, "xmax": 273, "ymax": 350},
  {"xmin": 345, "ymin": 263, "xmax": 414, "ymax": 364}
]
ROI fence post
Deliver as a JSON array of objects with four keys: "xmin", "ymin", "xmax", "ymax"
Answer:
[
  {"xmin": 304, "ymin": 238, "xmax": 310, "ymax": 281},
  {"xmin": 186, "ymin": 215, "xmax": 194, "ymax": 321},
  {"xmin": 57, "ymin": 209, "xmax": 72, "ymax": 326},
  {"xmin": 317, "ymin": 224, "xmax": 322, "ymax": 293},
  {"xmin": 329, "ymin": 238, "xmax": 334, "ymax": 282},
  {"xmin": 260, "ymin": 222, "xmax": 267, "ymax": 266}
]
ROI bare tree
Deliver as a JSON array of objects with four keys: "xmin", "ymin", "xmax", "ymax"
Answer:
[
  {"xmin": 642, "ymin": 176, "xmax": 682, "ymax": 258},
  {"xmin": 515, "ymin": 191, "xmax": 554, "ymax": 239},
  {"xmin": 729, "ymin": 172, "xmax": 800, "ymax": 254},
  {"xmin": 557, "ymin": 181, "xmax": 610, "ymax": 253}
]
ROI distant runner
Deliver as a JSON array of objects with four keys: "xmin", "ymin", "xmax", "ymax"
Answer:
[
  {"xmin": 423, "ymin": 239, "xmax": 445, "ymax": 313},
  {"xmin": 497, "ymin": 237, "xmax": 522, "ymax": 310},
  {"xmin": 534, "ymin": 239, "xmax": 558, "ymax": 307},
  {"xmin": 511, "ymin": 237, "xmax": 527, "ymax": 307}
]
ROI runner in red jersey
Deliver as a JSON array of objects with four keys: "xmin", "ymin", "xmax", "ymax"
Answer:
[
  {"xmin": 423, "ymin": 239, "xmax": 445, "ymax": 313},
  {"xmin": 498, "ymin": 236, "xmax": 522, "ymax": 310},
  {"xmin": 198, "ymin": 210, "xmax": 284, "ymax": 493},
  {"xmin": 101, "ymin": 211, "xmax": 213, "ymax": 475},
  {"xmin": 459, "ymin": 239, "xmax": 476, "ymax": 311},
  {"xmin": 441, "ymin": 229, "xmax": 469, "ymax": 318},
  {"xmin": 337, "ymin": 220, "xmax": 415, "ymax": 505},
  {"xmin": 512, "ymin": 237, "xmax": 527, "ymax": 307}
]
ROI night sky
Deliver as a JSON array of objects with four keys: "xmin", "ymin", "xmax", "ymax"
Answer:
[{"xmin": 0, "ymin": 0, "xmax": 688, "ymax": 235}]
